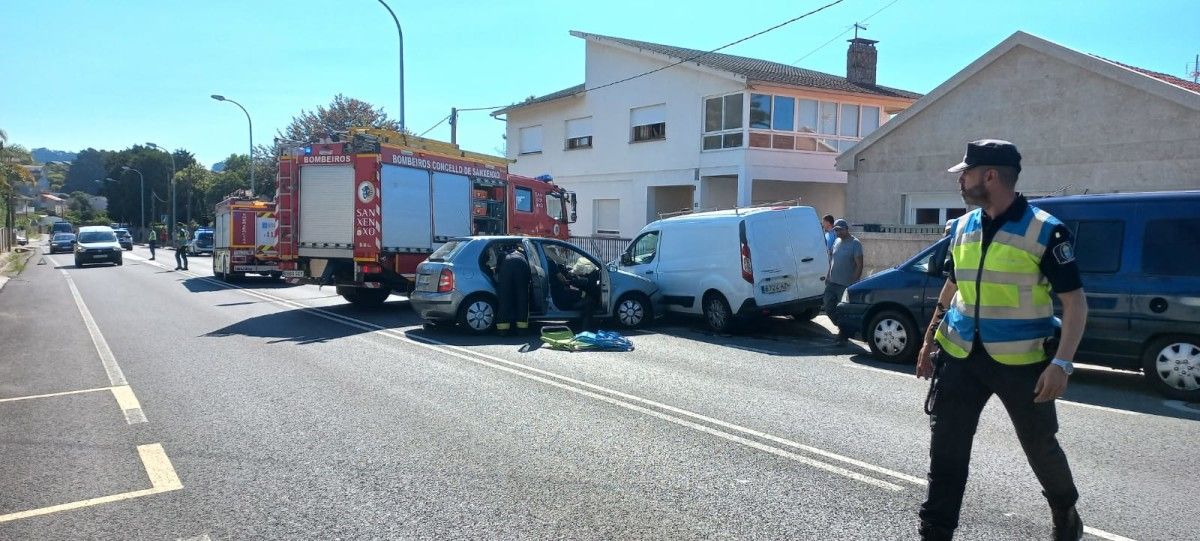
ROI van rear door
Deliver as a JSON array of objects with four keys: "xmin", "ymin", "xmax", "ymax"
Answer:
[{"xmin": 746, "ymin": 208, "xmax": 827, "ymax": 308}]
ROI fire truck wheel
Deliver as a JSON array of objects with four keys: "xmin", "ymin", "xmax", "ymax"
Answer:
[
  {"xmin": 342, "ymin": 287, "xmax": 391, "ymax": 308},
  {"xmin": 457, "ymin": 294, "xmax": 497, "ymax": 334}
]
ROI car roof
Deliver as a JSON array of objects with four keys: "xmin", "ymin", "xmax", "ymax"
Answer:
[
  {"xmin": 1033, "ymin": 190, "xmax": 1200, "ymax": 207},
  {"xmin": 78, "ymin": 226, "xmax": 114, "ymax": 232}
]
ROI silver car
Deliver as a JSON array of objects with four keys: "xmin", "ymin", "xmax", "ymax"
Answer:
[{"xmin": 411, "ymin": 236, "xmax": 663, "ymax": 333}]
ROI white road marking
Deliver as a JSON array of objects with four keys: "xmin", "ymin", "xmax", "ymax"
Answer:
[
  {"xmin": 177, "ymin": 535, "xmax": 213, "ymax": 541},
  {"xmin": 111, "ymin": 385, "xmax": 148, "ymax": 424},
  {"xmin": 0, "ymin": 386, "xmax": 115, "ymax": 403},
  {"xmin": 1084, "ymin": 525, "xmax": 1137, "ymax": 541},
  {"xmin": 841, "ymin": 364, "xmax": 1141, "ymax": 416},
  {"xmin": 61, "ymin": 269, "xmax": 127, "ymax": 386},
  {"xmin": 208, "ymin": 278, "xmax": 920, "ymax": 490},
  {"xmin": 0, "ymin": 443, "xmax": 182, "ymax": 523}
]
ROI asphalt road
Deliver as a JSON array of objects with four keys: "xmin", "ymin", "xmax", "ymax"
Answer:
[{"xmin": 1, "ymin": 242, "xmax": 1196, "ymax": 540}]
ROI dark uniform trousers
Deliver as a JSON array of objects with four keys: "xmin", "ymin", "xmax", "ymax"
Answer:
[
  {"xmin": 496, "ymin": 254, "xmax": 530, "ymax": 331},
  {"xmin": 920, "ymin": 346, "xmax": 1079, "ymax": 531},
  {"xmin": 175, "ymin": 243, "xmax": 188, "ymax": 270}
]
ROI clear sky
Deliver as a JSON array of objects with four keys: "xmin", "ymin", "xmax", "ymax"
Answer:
[{"xmin": 3, "ymin": 0, "xmax": 1196, "ymax": 169}]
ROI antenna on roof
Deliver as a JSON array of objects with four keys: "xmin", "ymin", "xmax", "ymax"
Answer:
[
  {"xmin": 852, "ymin": 22, "xmax": 868, "ymax": 40},
  {"xmin": 1189, "ymin": 54, "xmax": 1199, "ymax": 83}
]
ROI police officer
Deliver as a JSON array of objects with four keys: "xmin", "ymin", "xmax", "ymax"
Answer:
[
  {"xmin": 495, "ymin": 243, "xmax": 531, "ymax": 335},
  {"xmin": 173, "ymin": 228, "xmax": 189, "ymax": 271},
  {"xmin": 916, "ymin": 140, "xmax": 1087, "ymax": 540}
]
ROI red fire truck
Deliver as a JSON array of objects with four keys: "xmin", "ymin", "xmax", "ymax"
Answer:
[
  {"xmin": 275, "ymin": 129, "xmax": 577, "ymax": 306},
  {"xmin": 212, "ymin": 194, "xmax": 280, "ymax": 281}
]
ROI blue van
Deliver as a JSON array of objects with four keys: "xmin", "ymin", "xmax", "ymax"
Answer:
[{"xmin": 835, "ymin": 191, "xmax": 1200, "ymax": 400}]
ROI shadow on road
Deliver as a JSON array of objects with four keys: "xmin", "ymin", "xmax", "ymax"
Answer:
[
  {"xmin": 180, "ymin": 275, "xmax": 298, "ymax": 293},
  {"xmin": 844, "ymin": 353, "xmax": 1200, "ymax": 421}
]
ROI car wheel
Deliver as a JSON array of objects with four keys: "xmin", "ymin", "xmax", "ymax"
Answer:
[
  {"xmin": 789, "ymin": 307, "xmax": 820, "ymax": 321},
  {"xmin": 116, "ymin": 258, "xmax": 123, "ymax": 266},
  {"xmin": 1141, "ymin": 335, "xmax": 1200, "ymax": 401},
  {"xmin": 74, "ymin": 258, "xmax": 81, "ymax": 267},
  {"xmin": 457, "ymin": 295, "xmax": 497, "ymax": 334},
  {"xmin": 702, "ymin": 292, "xmax": 735, "ymax": 333},
  {"xmin": 614, "ymin": 293, "xmax": 652, "ymax": 329},
  {"xmin": 866, "ymin": 309, "xmax": 919, "ymax": 363}
]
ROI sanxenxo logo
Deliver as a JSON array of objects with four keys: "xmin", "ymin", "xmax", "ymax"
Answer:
[{"xmin": 357, "ymin": 181, "xmax": 376, "ymax": 204}]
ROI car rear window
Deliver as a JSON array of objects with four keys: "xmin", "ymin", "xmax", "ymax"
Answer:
[
  {"xmin": 53, "ymin": 234, "xmax": 74, "ymax": 241},
  {"xmin": 429, "ymin": 240, "xmax": 466, "ymax": 262}
]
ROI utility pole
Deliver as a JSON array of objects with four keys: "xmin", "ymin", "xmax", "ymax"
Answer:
[
  {"xmin": 1190, "ymin": 54, "xmax": 1199, "ymax": 83},
  {"xmin": 449, "ymin": 107, "xmax": 458, "ymax": 145}
]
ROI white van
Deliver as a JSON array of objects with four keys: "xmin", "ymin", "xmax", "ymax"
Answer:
[{"xmin": 618, "ymin": 206, "xmax": 829, "ymax": 332}]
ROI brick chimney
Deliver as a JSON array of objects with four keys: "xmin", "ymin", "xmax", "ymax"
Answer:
[{"xmin": 846, "ymin": 37, "xmax": 878, "ymax": 86}]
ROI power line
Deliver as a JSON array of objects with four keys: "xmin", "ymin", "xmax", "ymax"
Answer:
[
  {"xmin": 419, "ymin": 114, "xmax": 451, "ymax": 137},
  {"xmin": 790, "ymin": 0, "xmax": 903, "ymax": 65}
]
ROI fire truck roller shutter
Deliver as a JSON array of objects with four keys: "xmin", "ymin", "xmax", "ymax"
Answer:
[
  {"xmin": 298, "ymin": 164, "xmax": 355, "ymax": 255},
  {"xmin": 431, "ymin": 172, "xmax": 472, "ymax": 243},
  {"xmin": 381, "ymin": 164, "xmax": 433, "ymax": 251}
]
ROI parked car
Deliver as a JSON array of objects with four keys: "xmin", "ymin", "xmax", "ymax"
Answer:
[
  {"xmin": 617, "ymin": 206, "xmax": 829, "ymax": 332},
  {"xmin": 410, "ymin": 236, "xmax": 663, "ymax": 333},
  {"xmin": 188, "ymin": 228, "xmax": 214, "ymax": 256},
  {"xmin": 73, "ymin": 226, "xmax": 123, "ymax": 267},
  {"xmin": 835, "ymin": 191, "xmax": 1200, "ymax": 400},
  {"xmin": 49, "ymin": 233, "xmax": 76, "ymax": 254},
  {"xmin": 16, "ymin": 232, "xmax": 28, "ymax": 246},
  {"xmin": 113, "ymin": 228, "xmax": 133, "ymax": 250},
  {"xmin": 51, "ymin": 221, "xmax": 74, "ymax": 236}
]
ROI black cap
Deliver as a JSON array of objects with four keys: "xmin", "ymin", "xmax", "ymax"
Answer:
[
  {"xmin": 947, "ymin": 139, "xmax": 1022, "ymax": 173},
  {"xmin": 833, "ymin": 219, "xmax": 849, "ymax": 230}
]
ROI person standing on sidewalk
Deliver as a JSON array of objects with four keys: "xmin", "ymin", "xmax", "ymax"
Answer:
[
  {"xmin": 823, "ymin": 219, "xmax": 863, "ymax": 345},
  {"xmin": 173, "ymin": 229, "xmax": 189, "ymax": 271},
  {"xmin": 915, "ymin": 139, "xmax": 1087, "ymax": 540},
  {"xmin": 147, "ymin": 233, "xmax": 156, "ymax": 260}
]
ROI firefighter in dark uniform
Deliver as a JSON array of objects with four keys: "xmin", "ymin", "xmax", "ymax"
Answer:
[
  {"xmin": 495, "ymin": 243, "xmax": 531, "ymax": 335},
  {"xmin": 916, "ymin": 140, "xmax": 1088, "ymax": 540}
]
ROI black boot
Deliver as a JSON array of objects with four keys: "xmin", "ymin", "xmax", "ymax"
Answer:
[
  {"xmin": 1051, "ymin": 506, "xmax": 1083, "ymax": 541},
  {"xmin": 918, "ymin": 520, "xmax": 954, "ymax": 541}
]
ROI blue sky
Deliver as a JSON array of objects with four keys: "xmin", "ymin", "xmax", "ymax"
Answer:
[{"xmin": 3, "ymin": 0, "xmax": 1196, "ymax": 168}]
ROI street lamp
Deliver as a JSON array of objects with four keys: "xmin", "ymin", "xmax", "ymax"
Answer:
[
  {"xmin": 120, "ymin": 165, "xmax": 145, "ymax": 240},
  {"xmin": 376, "ymin": 0, "xmax": 405, "ymax": 131},
  {"xmin": 210, "ymin": 94, "xmax": 255, "ymax": 196},
  {"xmin": 145, "ymin": 142, "xmax": 176, "ymax": 244}
]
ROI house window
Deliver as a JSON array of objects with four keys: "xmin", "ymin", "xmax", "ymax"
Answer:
[
  {"xmin": 907, "ymin": 194, "xmax": 968, "ymax": 225},
  {"xmin": 514, "ymin": 187, "xmax": 533, "ymax": 213},
  {"xmin": 630, "ymin": 104, "xmax": 666, "ymax": 143},
  {"xmin": 565, "ymin": 117, "xmax": 592, "ymax": 150},
  {"xmin": 798, "ymin": 99, "xmax": 818, "ymax": 133},
  {"xmin": 818, "ymin": 101, "xmax": 838, "ymax": 135},
  {"xmin": 594, "ymin": 199, "xmax": 620, "ymax": 236},
  {"xmin": 840, "ymin": 104, "xmax": 860, "ymax": 137},
  {"xmin": 749, "ymin": 94, "xmax": 772, "ymax": 129},
  {"xmin": 703, "ymin": 93, "xmax": 743, "ymax": 150},
  {"xmin": 861, "ymin": 106, "xmax": 880, "ymax": 136},
  {"xmin": 772, "ymin": 96, "xmax": 795, "ymax": 131},
  {"xmin": 518, "ymin": 125, "xmax": 543, "ymax": 154}
]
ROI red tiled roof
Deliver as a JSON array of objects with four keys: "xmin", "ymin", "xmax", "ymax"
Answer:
[{"xmin": 1094, "ymin": 56, "xmax": 1200, "ymax": 94}]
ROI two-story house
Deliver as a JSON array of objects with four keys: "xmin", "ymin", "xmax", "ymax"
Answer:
[{"xmin": 494, "ymin": 31, "xmax": 921, "ymax": 238}]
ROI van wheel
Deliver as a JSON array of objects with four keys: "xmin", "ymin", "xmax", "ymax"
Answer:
[
  {"xmin": 703, "ymin": 293, "xmax": 735, "ymax": 333},
  {"xmin": 1141, "ymin": 335, "xmax": 1200, "ymax": 401},
  {"xmin": 457, "ymin": 295, "xmax": 497, "ymax": 334},
  {"xmin": 867, "ymin": 309, "xmax": 919, "ymax": 363},
  {"xmin": 614, "ymin": 293, "xmax": 651, "ymax": 329},
  {"xmin": 341, "ymin": 287, "xmax": 391, "ymax": 308}
]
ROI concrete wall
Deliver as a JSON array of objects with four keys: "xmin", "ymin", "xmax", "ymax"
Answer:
[
  {"xmin": 843, "ymin": 44, "xmax": 1200, "ymax": 225},
  {"xmin": 750, "ymin": 180, "xmax": 846, "ymax": 219},
  {"xmin": 856, "ymin": 232, "xmax": 944, "ymax": 277}
]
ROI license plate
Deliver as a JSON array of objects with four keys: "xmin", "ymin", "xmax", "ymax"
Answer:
[
  {"xmin": 92, "ymin": 254, "xmax": 107, "ymax": 259},
  {"xmin": 761, "ymin": 281, "xmax": 791, "ymax": 294},
  {"xmin": 282, "ymin": 270, "xmax": 305, "ymax": 278},
  {"xmin": 416, "ymin": 275, "xmax": 430, "ymax": 286}
]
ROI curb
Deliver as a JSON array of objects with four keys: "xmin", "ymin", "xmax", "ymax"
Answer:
[{"xmin": 0, "ymin": 247, "xmax": 41, "ymax": 294}]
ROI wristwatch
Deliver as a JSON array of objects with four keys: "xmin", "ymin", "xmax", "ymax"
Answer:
[{"xmin": 1051, "ymin": 358, "xmax": 1074, "ymax": 375}]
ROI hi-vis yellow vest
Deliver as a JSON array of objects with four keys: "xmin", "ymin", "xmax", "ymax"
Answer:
[{"xmin": 935, "ymin": 204, "xmax": 1060, "ymax": 365}]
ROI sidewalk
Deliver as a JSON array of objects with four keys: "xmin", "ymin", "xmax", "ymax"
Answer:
[{"xmin": 0, "ymin": 245, "xmax": 42, "ymax": 294}]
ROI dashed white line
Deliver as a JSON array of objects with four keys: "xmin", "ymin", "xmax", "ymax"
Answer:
[{"xmin": 0, "ymin": 386, "xmax": 115, "ymax": 403}]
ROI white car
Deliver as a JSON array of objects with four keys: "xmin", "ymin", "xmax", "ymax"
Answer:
[{"xmin": 617, "ymin": 206, "xmax": 829, "ymax": 332}]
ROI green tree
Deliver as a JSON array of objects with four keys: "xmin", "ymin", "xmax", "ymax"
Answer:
[
  {"xmin": 277, "ymin": 94, "xmax": 402, "ymax": 142},
  {"xmin": 174, "ymin": 164, "xmax": 212, "ymax": 225},
  {"xmin": 2, "ymin": 139, "xmax": 36, "ymax": 247},
  {"xmin": 44, "ymin": 161, "xmax": 69, "ymax": 191},
  {"xmin": 63, "ymin": 148, "xmax": 115, "ymax": 194}
]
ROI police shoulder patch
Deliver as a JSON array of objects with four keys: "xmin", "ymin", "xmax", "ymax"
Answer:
[{"xmin": 1052, "ymin": 241, "xmax": 1075, "ymax": 264}]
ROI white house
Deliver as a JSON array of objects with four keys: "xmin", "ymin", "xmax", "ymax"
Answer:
[
  {"xmin": 495, "ymin": 31, "xmax": 920, "ymax": 238},
  {"xmin": 836, "ymin": 31, "xmax": 1200, "ymax": 226}
]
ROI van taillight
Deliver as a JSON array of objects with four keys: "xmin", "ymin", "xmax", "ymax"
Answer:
[
  {"xmin": 740, "ymin": 242, "xmax": 753, "ymax": 283},
  {"xmin": 437, "ymin": 268, "xmax": 455, "ymax": 293}
]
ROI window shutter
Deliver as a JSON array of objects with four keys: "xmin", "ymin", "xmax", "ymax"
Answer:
[
  {"xmin": 519, "ymin": 125, "xmax": 543, "ymax": 153},
  {"xmin": 630, "ymin": 104, "xmax": 665, "ymax": 127},
  {"xmin": 566, "ymin": 117, "xmax": 592, "ymax": 139}
]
